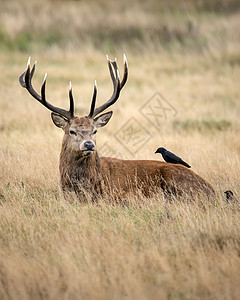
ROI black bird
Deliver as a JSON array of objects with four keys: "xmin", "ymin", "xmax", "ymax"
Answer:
[
  {"xmin": 155, "ymin": 147, "xmax": 191, "ymax": 168},
  {"xmin": 224, "ymin": 190, "xmax": 237, "ymax": 203}
]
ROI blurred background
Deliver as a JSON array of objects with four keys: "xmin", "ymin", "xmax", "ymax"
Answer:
[{"xmin": 0, "ymin": 0, "xmax": 240, "ymax": 54}]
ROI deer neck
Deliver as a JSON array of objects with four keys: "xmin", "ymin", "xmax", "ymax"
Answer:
[
  {"xmin": 60, "ymin": 144, "xmax": 101, "ymax": 175},
  {"xmin": 59, "ymin": 138, "xmax": 101, "ymax": 194}
]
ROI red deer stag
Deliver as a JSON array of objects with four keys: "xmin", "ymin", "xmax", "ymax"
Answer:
[{"xmin": 19, "ymin": 56, "xmax": 215, "ymax": 202}]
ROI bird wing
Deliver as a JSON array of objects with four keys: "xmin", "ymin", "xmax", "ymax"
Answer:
[
  {"xmin": 165, "ymin": 151, "xmax": 191, "ymax": 167},
  {"xmin": 165, "ymin": 151, "xmax": 182, "ymax": 163}
]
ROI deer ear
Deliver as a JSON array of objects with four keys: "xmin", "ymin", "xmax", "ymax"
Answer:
[
  {"xmin": 51, "ymin": 113, "xmax": 69, "ymax": 129},
  {"xmin": 94, "ymin": 111, "xmax": 113, "ymax": 128}
]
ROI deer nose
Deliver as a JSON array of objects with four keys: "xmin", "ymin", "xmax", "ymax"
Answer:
[{"xmin": 84, "ymin": 141, "xmax": 95, "ymax": 151}]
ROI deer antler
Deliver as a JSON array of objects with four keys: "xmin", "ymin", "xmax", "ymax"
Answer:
[
  {"xmin": 19, "ymin": 57, "xmax": 75, "ymax": 120},
  {"xmin": 87, "ymin": 54, "xmax": 128, "ymax": 118}
]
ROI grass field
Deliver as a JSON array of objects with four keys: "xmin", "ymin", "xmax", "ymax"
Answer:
[{"xmin": 0, "ymin": 0, "xmax": 240, "ymax": 299}]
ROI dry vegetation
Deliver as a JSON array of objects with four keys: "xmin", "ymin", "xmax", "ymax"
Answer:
[{"xmin": 0, "ymin": 0, "xmax": 240, "ymax": 299}]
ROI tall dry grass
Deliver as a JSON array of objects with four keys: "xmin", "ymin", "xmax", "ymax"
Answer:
[
  {"xmin": 0, "ymin": 0, "xmax": 240, "ymax": 299},
  {"xmin": 0, "ymin": 191, "xmax": 240, "ymax": 299}
]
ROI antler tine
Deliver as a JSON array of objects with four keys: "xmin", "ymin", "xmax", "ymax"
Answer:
[
  {"xmin": 19, "ymin": 58, "xmax": 75, "ymax": 120},
  {"xmin": 25, "ymin": 58, "xmax": 43, "ymax": 102},
  {"xmin": 91, "ymin": 61, "xmax": 120, "ymax": 118},
  {"xmin": 40, "ymin": 74, "xmax": 74, "ymax": 119},
  {"xmin": 87, "ymin": 80, "xmax": 97, "ymax": 118},
  {"xmin": 106, "ymin": 55, "xmax": 115, "ymax": 83},
  {"xmin": 106, "ymin": 54, "xmax": 128, "ymax": 89},
  {"xmin": 120, "ymin": 53, "xmax": 128, "ymax": 89},
  {"xmin": 90, "ymin": 54, "xmax": 127, "ymax": 118},
  {"xmin": 19, "ymin": 57, "xmax": 32, "ymax": 89},
  {"xmin": 69, "ymin": 81, "xmax": 74, "ymax": 119}
]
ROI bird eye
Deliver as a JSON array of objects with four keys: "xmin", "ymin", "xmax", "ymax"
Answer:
[
  {"xmin": 93, "ymin": 130, "xmax": 97, "ymax": 134},
  {"xmin": 70, "ymin": 130, "xmax": 77, "ymax": 136}
]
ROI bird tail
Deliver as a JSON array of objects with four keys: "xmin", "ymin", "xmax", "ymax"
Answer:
[{"xmin": 182, "ymin": 161, "xmax": 191, "ymax": 168}]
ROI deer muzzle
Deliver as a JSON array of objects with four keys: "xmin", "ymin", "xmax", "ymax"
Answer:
[{"xmin": 80, "ymin": 140, "xmax": 95, "ymax": 152}]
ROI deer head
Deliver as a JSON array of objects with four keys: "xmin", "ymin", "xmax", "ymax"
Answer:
[{"xmin": 19, "ymin": 55, "xmax": 128, "ymax": 157}]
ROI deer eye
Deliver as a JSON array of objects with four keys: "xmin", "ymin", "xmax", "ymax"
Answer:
[
  {"xmin": 70, "ymin": 130, "xmax": 77, "ymax": 136},
  {"xmin": 93, "ymin": 130, "xmax": 97, "ymax": 134}
]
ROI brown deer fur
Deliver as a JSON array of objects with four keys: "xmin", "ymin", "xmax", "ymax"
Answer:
[{"xmin": 56, "ymin": 116, "xmax": 215, "ymax": 202}]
